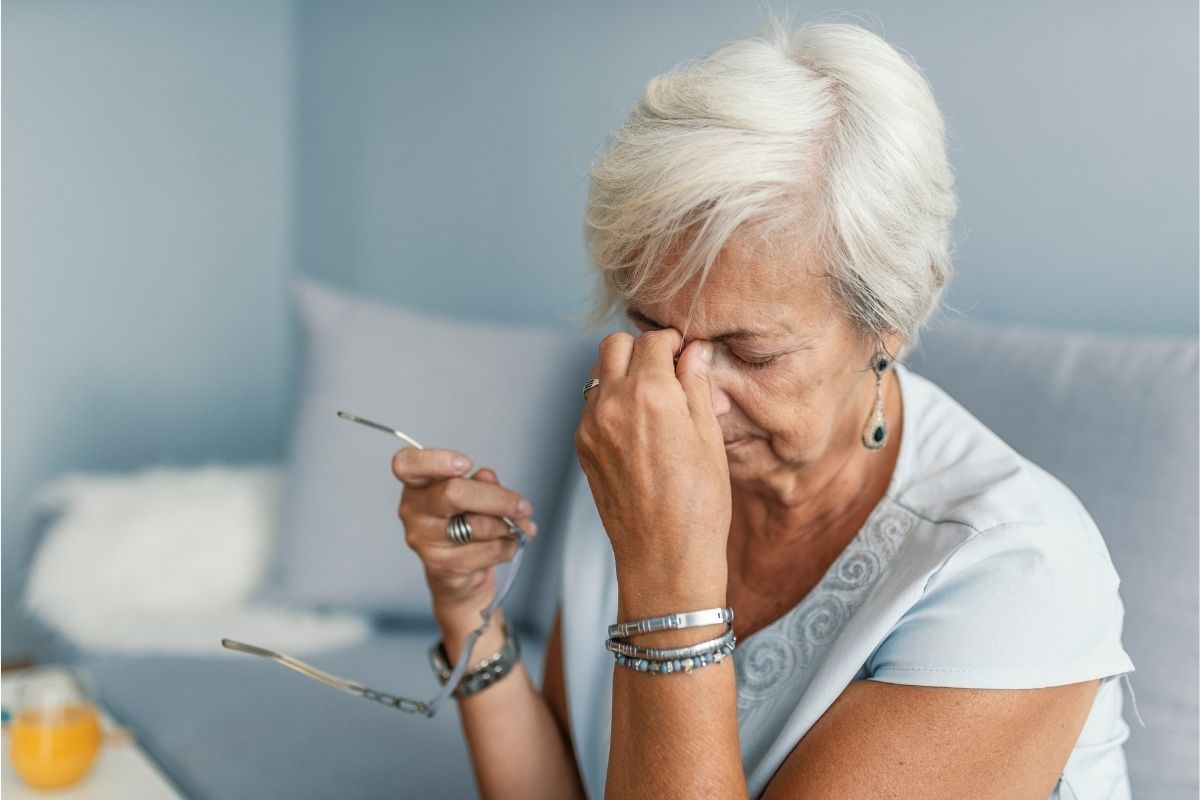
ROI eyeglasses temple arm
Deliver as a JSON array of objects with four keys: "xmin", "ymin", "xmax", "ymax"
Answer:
[{"xmin": 220, "ymin": 639, "xmax": 370, "ymax": 698}]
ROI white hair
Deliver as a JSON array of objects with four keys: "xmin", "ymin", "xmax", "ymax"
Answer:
[{"xmin": 582, "ymin": 19, "xmax": 958, "ymax": 354}]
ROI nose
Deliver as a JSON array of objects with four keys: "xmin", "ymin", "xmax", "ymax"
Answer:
[
  {"xmin": 709, "ymin": 377, "xmax": 733, "ymax": 416},
  {"xmin": 678, "ymin": 335, "xmax": 733, "ymax": 417}
]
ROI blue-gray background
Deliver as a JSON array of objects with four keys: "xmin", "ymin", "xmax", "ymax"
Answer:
[{"xmin": 3, "ymin": 0, "xmax": 1196, "ymax": 658}]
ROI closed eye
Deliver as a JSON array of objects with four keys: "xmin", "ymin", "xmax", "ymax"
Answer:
[
  {"xmin": 729, "ymin": 350, "xmax": 776, "ymax": 370},
  {"xmin": 628, "ymin": 315, "xmax": 778, "ymax": 369}
]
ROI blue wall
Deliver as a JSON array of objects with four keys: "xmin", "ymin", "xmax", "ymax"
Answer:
[
  {"xmin": 3, "ymin": 0, "xmax": 1196, "ymax": 658},
  {"xmin": 2, "ymin": 0, "xmax": 295, "ymax": 657},
  {"xmin": 294, "ymin": 0, "xmax": 1198, "ymax": 334}
]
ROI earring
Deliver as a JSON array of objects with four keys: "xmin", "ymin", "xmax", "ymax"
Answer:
[{"xmin": 861, "ymin": 352, "xmax": 890, "ymax": 451}]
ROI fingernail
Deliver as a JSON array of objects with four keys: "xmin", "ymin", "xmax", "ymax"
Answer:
[
  {"xmin": 453, "ymin": 456, "xmax": 469, "ymax": 471},
  {"xmin": 699, "ymin": 342, "xmax": 714, "ymax": 363},
  {"xmin": 516, "ymin": 499, "xmax": 531, "ymax": 515}
]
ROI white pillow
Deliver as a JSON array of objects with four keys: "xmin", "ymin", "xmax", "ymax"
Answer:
[{"xmin": 23, "ymin": 463, "xmax": 369, "ymax": 656}]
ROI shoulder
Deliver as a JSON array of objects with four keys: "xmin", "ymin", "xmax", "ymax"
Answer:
[
  {"xmin": 865, "ymin": 367, "xmax": 1135, "ymax": 688},
  {"xmin": 865, "ymin": 515, "xmax": 1134, "ymax": 687},
  {"xmin": 892, "ymin": 365, "xmax": 1111, "ymax": 562}
]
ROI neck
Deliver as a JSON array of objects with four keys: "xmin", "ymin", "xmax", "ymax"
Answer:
[{"xmin": 727, "ymin": 368, "xmax": 902, "ymax": 575}]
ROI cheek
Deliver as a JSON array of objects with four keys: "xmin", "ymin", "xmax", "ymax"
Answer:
[{"xmin": 724, "ymin": 369, "xmax": 815, "ymax": 435}]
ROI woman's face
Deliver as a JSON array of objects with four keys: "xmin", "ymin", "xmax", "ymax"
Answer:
[{"xmin": 625, "ymin": 233, "xmax": 898, "ymax": 487}]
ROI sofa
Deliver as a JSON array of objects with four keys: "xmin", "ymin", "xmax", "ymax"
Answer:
[{"xmin": 22, "ymin": 278, "xmax": 1198, "ymax": 799}]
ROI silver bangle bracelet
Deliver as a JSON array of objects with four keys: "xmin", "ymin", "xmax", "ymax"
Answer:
[
  {"xmin": 605, "ymin": 623, "xmax": 735, "ymax": 661},
  {"xmin": 607, "ymin": 606, "xmax": 734, "ymax": 639}
]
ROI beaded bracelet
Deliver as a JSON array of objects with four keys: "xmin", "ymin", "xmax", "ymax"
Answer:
[
  {"xmin": 605, "ymin": 623, "xmax": 734, "ymax": 661},
  {"xmin": 614, "ymin": 637, "xmax": 737, "ymax": 675}
]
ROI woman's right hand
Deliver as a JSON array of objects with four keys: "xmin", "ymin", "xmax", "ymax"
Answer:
[{"xmin": 392, "ymin": 447, "xmax": 537, "ymax": 626}]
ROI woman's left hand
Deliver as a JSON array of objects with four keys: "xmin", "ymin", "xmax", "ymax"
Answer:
[{"xmin": 574, "ymin": 328, "xmax": 732, "ymax": 597}]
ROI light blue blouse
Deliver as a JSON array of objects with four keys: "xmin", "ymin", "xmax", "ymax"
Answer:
[{"xmin": 558, "ymin": 360, "xmax": 1140, "ymax": 799}]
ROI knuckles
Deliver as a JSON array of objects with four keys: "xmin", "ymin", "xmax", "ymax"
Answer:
[
  {"xmin": 439, "ymin": 477, "xmax": 463, "ymax": 506},
  {"xmin": 637, "ymin": 327, "xmax": 680, "ymax": 346},
  {"xmin": 599, "ymin": 330, "xmax": 635, "ymax": 353},
  {"xmin": 390, "ymin": 448, "xmax": 410, "ymax": 480},
  {"xmin": 630, "ymin": 377, "xmax": 674, "ymax": 411}
]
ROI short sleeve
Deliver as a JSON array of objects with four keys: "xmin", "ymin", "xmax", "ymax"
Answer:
[{"xmin": 866, "ymin": 522, "xmax": 1136, "ymax": 688}]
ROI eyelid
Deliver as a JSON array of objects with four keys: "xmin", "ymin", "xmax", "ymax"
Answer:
[
  {"xmin": 726, "ymin": 345, "xmax": 777, "ymax": 368},
  {"xmin": 632, "ymin": 320, "xmax": 776, "ymax": 366}
]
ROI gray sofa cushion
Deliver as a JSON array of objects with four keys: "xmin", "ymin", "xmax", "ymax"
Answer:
[
  {"xmin": 906, "ymin": 320, "xmax": 1199, "ymax": 800},
  {"xmin": 262, "ymin": 278, "xmax": 595, "ymax": 636},
  {"xmin": 80, "ymin": 622, "xmax": 547, "ymax": 800}
]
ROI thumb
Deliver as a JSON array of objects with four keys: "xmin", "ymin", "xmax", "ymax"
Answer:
[{"xmin": 675, "ymin": 339, "xmax": 716, "ymax": 422}]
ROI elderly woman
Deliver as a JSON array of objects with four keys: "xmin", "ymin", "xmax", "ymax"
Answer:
[{"xmin": 392, "ymin": 21, "xmax": 1135, "ymax": 800}]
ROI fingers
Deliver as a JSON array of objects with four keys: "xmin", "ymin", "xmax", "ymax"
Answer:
[
  {"xmin": 397, "ymin": 464, "xmax": 537, "ymax": 550},
  {"xmin": 627, "ymin": 327, "xmax": 684, "ymax": 377},
  {"xmin": 391, "ymin": 447, "xmax": 473, "ymax": 488},
  {"xmin": 435, "ymin": 475, "xmax": 531, "ymax": 519},
  {"xmin": 467, "ymin": 469, "xmax": 537, "ymax": 534},
  {"xmin": 425, "ymin": 537, "xmax": 521, "ymax": 576},
  {"xmin": 597, "ymin": 332, "xmax": 635, "ymax": 382},
  {"xmin": 442, "ymin": 510, "xmax": 538, "ymax": 542},
  {"xmin": 675, "ymin": 338, "xmax": 717, "ymax": 422},
  {"xmin": 471, "ymin": 467, "xmax": 499, "ymax": 485},
  {"xmin": 400, "ymin": 478, "xmax": 533, "ymax": 532},
  {"xmin": 586, "ymin": 329, "xmax": 682, "ymax": 411}
]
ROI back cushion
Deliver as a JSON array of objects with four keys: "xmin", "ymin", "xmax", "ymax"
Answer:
[{"xmin": 261, "ymin": 278, "xmax": 596, "ymax": 636}]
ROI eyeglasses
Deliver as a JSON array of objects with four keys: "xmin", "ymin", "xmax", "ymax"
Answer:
[{"xmin": 221, "ymin": 411, "xmax": 529, "ymax": 718}]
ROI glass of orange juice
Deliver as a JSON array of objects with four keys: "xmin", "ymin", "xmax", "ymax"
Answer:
[{"xmin": 8, "ymin": 667, "xmax": 103, "ymax": 790}]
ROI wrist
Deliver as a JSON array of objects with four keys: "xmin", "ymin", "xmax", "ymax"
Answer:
[
  {"xmin": 615, "ymin": 562, "xmax": 728, "ymax": 649},
  {"xmin": 435, "ymin": 606, "xmax": 506, "ymax": 664},
  {"xmin": 615, "ymin": 556, "xmax": 728, "ymax": 604}
]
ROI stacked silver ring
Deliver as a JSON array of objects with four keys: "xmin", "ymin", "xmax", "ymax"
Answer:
[
  {"xmin": 446, "ymin": 513, "xmax": 473, "ymax": 545},
  {"xmin": 582, "ymin": 378, "xmax": 600, "ymax": 399}
]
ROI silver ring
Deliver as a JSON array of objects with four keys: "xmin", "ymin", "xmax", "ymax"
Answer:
[
  {"xmin": 446, "ymin": 513, "xmax": 473, "ymax": 545},
  {"xmin": 582, "ymin": 378, "xmax": 600, "ymax": 399}
]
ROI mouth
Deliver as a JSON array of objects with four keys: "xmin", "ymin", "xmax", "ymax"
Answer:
[{"xmin": 723, "ymin": 437, "xmax": 754, "ymax": 450}]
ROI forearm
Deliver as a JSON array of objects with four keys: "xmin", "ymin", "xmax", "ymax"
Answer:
[
  {"xmin": 439, "ymin": 607, "xmax": 586, "ymax": 800},
  {"xmin": 605, "ymin": 570, "xmax": 749, "ymax": 799}
]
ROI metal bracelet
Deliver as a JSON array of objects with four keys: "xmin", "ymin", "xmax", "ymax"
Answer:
[
  {"xmin": 605, "ymin": 623, "xmax": 735, "ymax": 661},
  {"xmin": 429, "ymin": 618, "xmax": 521, "ymax": 699},
  {"xmin": 607, "ymin": 606, "xmax": 733, "ymax": 640}
]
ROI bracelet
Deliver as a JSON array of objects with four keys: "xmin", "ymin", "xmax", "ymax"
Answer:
[
  {"xmin": 428, "ymin": 619, "xmax": 521, "ymax": 699},
  {"xmin": 614, "ymin": 637, "xmax": 737, "ymax": 675},
  {"xmin": 607, "ymin": 606, "xmax": 734, "ymax": 639},
  {"xmin": 606, "ymin": 623, "xmax": 735, "ymax": 661}
]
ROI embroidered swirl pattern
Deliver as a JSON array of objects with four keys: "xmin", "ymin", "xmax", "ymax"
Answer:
[
  {"xmin": 788, "ymin": 593, "xmax": 849, "ymax": 646},
  {"xmin": 735, "ymin": 633, "xmax": 807, "ymax": 704},
  {"xmin": 734, "ymin": 502, "xmax": 915, "ymax": 713}
]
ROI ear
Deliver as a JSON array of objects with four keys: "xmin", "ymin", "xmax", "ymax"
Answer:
[{"xmin": 863, "ymin": 328, "xmax": 905, "ymax": 365}]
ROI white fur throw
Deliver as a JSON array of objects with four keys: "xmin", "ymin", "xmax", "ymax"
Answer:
[{"xmin": 23, "ymin": 463, "xmax": 370, "ymax": 657}]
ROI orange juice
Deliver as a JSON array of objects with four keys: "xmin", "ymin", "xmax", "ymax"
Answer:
[{"xmin": 10, "ymin": 702, "xmax": 102, "ymax": 789}]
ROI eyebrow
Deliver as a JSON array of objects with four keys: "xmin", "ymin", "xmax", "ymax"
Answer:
[{"xmin": 625, "ymin": 308, "xmax": 783, "ymax": 343}]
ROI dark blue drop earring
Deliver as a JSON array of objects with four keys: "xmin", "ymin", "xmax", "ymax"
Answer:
[{"xmin": 861, "ymin": 351, "xmax": 890, "ymax": 451}]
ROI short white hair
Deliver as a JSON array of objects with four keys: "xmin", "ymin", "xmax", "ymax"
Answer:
[{"xmin": 582, "ymin": 19, "xmax": 958, "ymax": 354}]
